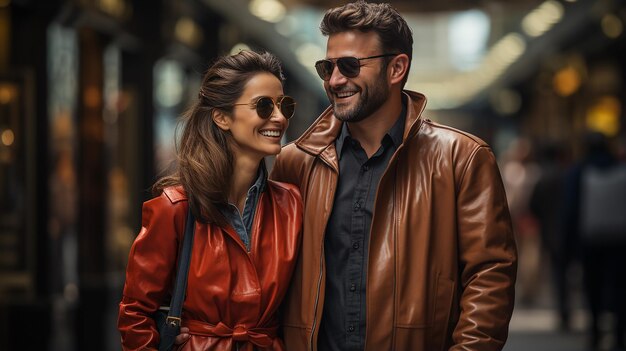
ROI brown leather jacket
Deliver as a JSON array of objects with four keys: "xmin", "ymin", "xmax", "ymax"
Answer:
[
  {"xmin": 270, "ymin": 90, "xmax": 517, "ymax": 351},
  {"xmin": 118, "ymin": 183, "xmax": 302, "ymax": 351}
]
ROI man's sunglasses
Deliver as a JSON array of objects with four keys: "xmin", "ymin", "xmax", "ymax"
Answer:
[
  {"xmin": 314, "ymin": 53, "xmax": 399, "ymax": 81},
  {"xmin": 232, "ymin": 95, "xmax": 296, "ymax": 120}
]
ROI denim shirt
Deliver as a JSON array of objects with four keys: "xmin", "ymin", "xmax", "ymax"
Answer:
[{"xmin": 218, "ymin": 162, "xmax": 267, "ymax": 251}]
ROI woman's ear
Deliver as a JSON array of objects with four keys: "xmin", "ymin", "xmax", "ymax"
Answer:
[{"xmin": 212, "ymin": 110, "xmax": 231, "ymax": 131}]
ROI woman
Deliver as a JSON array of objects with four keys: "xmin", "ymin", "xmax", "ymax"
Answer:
[{"xmin": 117, "ymin": 50, "xmax": 302, "ymax": 351}]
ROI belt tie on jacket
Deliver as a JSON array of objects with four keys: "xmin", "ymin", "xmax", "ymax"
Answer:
[{"xmin": 185, "ymin": 319, "xmax": 276, "ymax": 348}]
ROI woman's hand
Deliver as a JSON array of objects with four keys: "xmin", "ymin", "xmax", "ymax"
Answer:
[{"xmin": 175, "ymin": 327, "xmax": 190, "ymax": 345}]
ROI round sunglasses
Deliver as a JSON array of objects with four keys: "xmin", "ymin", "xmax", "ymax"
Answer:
[
  {"xmin": 314, "ymin": 53, "xmax": 399, "ymax": 81},
  {"xmin": 232, "ymin": 95, "xmax": 296, "ymax": 120}
]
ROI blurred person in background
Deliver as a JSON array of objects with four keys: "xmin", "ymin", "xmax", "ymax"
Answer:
[
  {"xmin": 563, "ymin": 131, "xmax": 626, "ymax": 351},
  {"xmin": 501, "ymin": 137, "xmax": 542, "ymax": 307},
  {"xmin": 529, "ymin": 142, "xmax": 572, "ymax": 330},
  {"xmin": 269, "ymin": 1, "xmax": 517, "ymax": 350},
  {"xmin": 117, "ymin": 50, "xmax": 303, "ymax": 350}
]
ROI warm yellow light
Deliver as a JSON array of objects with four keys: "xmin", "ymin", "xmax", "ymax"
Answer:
[
  {"xmin": 553, "ymin": 66, "xmax": 581, "ymax": 97},
  {"xmin": 1, "ymin": 129, "xmax": 14, "ymax": 146},
  {"xmin": 175, "ymin": 17, "xmax": 203, "ymax": 48},
  {"xmin": 522, "ymin": 1, "xmax": 564, "ymax": 37},
  {"xmin": 586, "ymin": 96, "xmax": 621, "ymax": 137},
  {"xmin": 0, "ymin": 0, "xmax": 10, "ymax": 8},
  {"xmin": 230, "ymin": 43, "xmax": 251, "ymax": 56},
  {"xmin": 249, "ymin": 0, "xmax": 286, "ymax": 23},
  {"xmin": 0, "ymin": 85, "xmax": 13, "ymax": 103},
  {"xmin": 601, "ymin": 14, "xmax": 623, "ymax": 39},
  {"xmin": 98, "ymin": 0, "xmax": 126, "ymax": 18},
  {"xmin": 84, "ymin": 86, "xmax": 101, "ymax": 108}
]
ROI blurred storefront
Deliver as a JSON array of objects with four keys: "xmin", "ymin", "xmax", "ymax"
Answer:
[{"xmin": 1, "ymin": 1, "xmax": 204, "ymax": 349}]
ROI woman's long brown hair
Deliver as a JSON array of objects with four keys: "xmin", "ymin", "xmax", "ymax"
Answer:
[{"xmin": 153, "ymin": 50, "xmax": 285, "ymax": 226}]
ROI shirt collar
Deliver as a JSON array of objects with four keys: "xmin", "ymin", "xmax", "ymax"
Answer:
[
  {"xmin": 335, "ymin": 101, "xmax": 407, "ymax": 158},
  {"xmin": 335, "ymin": 121, "xmax": 352, "ymax": 158},
  {"xmin": 388, "ymin": 101, "xmax": 406, "ymax": 148},
  {"xmin": 250, "ymin": 160, "xmax": 267, "ymax": 195},
  {"xmin": 219, "ymin": 160, "xmax": 267, "ymax": 211}
]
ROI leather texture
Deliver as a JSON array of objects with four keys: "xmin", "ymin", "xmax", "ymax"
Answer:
[
  {"xmin": 270, "ymin": 90, "xmax": 518, "ymax": 351},
  {"xmin": 118, "ymin": 181, "xmax": 303, "ymax": 351}
]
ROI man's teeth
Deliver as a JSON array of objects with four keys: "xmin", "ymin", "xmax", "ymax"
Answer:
[
  {"xmin": 336, "ymin": 91, "xmax": 356, "ymax": 98},
  {"xmin": 260, "ymin": 130, "xmax": 281, "ymax": 137}
]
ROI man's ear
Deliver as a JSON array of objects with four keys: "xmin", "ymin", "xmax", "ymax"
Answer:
[
  {"xmin": 212, "ymin": 110, "xmax": 231, "ymax": 131},
  {"xmin": 388, "ymin": 54, "xmax": 409, "ymax": 85}
]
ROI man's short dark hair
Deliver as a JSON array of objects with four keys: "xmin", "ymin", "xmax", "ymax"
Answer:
[{"xmin": 320, "ymin": 0, "xmax": 413, "ymax": 86}]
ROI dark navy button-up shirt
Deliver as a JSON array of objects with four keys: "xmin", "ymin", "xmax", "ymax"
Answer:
[{"xmin": 318, "ymin": 104, "xmax": 406, "ymax": 351}]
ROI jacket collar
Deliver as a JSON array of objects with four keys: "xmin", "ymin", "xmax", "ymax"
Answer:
[{"xmin": 294, "ymin": 90, "xmax": 428, "ymax": 165}]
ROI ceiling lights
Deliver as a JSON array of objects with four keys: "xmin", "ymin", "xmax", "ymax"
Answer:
[
  {"xmin": 249, "ymin": 0, "xmax": 286, "ymax": 23},
  {"xmin": 522, "ymin": 0, "xmax": 564, "ymax": 37}
]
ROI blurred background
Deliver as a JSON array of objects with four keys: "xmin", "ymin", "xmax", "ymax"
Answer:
[{"xmin": 1, "ymin": 0, "xmax": 625, "ymax": 350}]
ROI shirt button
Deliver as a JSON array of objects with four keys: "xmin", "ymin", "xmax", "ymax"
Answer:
[
  {"xmin": 350, "ymin": 283, "xmax": 356, "ymax": 292},
  {"xmin": 348, "ymin": 325, "xmax": 355, "ymax": 332},
  {"xmin": 352, "ymin": 242, "xmax": 360, "ymax": 249},
  {"xmin": 354, "ymin": 202, "xmax": 361, "ymax": 211},
  {"xmin": 362, "ymin": 165, "xmax": 369, "ymax": 171}
]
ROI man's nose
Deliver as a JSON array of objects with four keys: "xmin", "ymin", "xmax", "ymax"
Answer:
[{"xmin": 328, "ymin": 65, "xmax": 348, "ymax": 87}]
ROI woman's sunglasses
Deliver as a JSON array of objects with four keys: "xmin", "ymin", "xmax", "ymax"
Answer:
[
  {"xmin": 314, "ymin": 53, "xmax": 399, "ymax": 81},
  {"xmin": 232, "ymin": 95, "xmax": 296, "ymax": 120}
]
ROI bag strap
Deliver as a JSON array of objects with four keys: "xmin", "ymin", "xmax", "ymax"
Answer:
[{"xmin": 165, "ymin": 207, "xmax": 196, "ymax": 328}]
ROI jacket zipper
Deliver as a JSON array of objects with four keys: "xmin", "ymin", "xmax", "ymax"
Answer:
[
  {"xmin": 309, "ymin": 160, "xmax": 337, "ymax": 351},
  {"xmin": 363, "ymin": 142, "xmax": 405, "ymax": 349},
  {"xmin": 309, "ymin": 244, "xmax": 324, "ymax": 351}
]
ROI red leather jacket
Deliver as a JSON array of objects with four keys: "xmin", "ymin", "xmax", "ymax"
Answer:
[{"xmin": 118, "ymin": 182, "xmax": 302, "ymax": 351}]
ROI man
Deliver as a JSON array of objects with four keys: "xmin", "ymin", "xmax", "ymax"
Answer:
[
  {"xmin": 176, "ymin": 1, "xmax": 516, "ymax": 350},
  {"xmin": 271, "ymin": 1, "xmax": 517, "ymax": 350}
]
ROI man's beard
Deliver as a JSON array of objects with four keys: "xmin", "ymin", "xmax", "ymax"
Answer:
[{"xmin": 331, "ymin": 70, "xmax": 389, "ymax": 123}]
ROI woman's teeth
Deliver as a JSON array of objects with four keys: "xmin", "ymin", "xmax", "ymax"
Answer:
[{"xmin": 260, "ymin": 130, "xmax": 281, "ymax": 137}]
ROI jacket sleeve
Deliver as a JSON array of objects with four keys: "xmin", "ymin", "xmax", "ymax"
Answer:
[
  {"xmin": 452, "ymin": 146, "xmax": 518, "ymax": 351},
  {"xmin": 117, "ymin": 194, "xmax": 185, "ymax": 351}
]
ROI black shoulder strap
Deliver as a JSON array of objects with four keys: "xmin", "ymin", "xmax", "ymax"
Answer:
[{"xmin": 166, "ymin": 208, "xmax": 195, "ymax": 327}]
